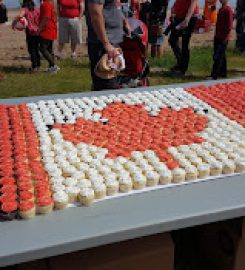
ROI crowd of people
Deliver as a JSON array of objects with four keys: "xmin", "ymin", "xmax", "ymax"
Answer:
[{"xmin": 0, "ymin": 0, "xmax": 244, "ymax": 91}]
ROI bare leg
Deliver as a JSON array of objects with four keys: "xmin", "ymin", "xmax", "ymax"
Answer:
[
  {"xmin": 71, "ymin": 43, "xmax": 77, "ymax": 55},
  {"xmin": 151, "ymin": 45, "xmax": 157, "ymax": 58},
  {"xmin": 157, "ymin": 45, "xmax": 163, "ymax": 58},
  {"xmin": 56, "ymin": 43, "xmax": 65, "ymax": 58}
]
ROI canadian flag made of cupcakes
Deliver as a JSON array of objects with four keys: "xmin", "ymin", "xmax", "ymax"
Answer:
[{"xmin": 0, "ymin": 81, "xmax": 244, "ymax": 221}]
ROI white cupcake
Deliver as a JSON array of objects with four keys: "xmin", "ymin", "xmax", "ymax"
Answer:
[
  {"xmin": 235, "ymin": 158, "xmax": 245, "ymax": 173},
  {"xmin": 222, "ymin": 160, "xmax": 236, "ymax": 174},
  {"xmin": 97, "ymin": 165, "xmax": 112, "ymax": 176},
  {"xmin": 209, "ymin": 161, "xmax": 223, "ymax": 176},
  {"xmin": 105, "ymin": 180, "xmax": 119, "ymax": 196},
  {"xmin": 131, "ymin": 151, "xmax": 144, "ymax": 160},
  {"xmin": 66, "ymin": 186, "xmax": 80, "ymax": 202},
  {"xmin": 102, "ymin": 158, "xmax": 114, "ymax": 166},
  {"xmin": 172, "ymin": 168, "xmax": 186, "ymax": 183},
  {"xmin": 133, "ymin": 174, "xmax": 147, "ymax": 190},
  {"xmin": 72, "ymin": 171, "xmax": 86, "ymax": 181},
  {"xmin": 78, "ymin": 188, "xmax": 95, "ymax": 206},
  {"xmin": 50, "ymin": 177, "xmax": 64, "ymax": 186},
  {"xmin": 63, "ymin": 177, "xmax": 78, "ymax": 187},
  {"xmin": 189, "ymin": 156, "xmax": 203, "ymax": 166},
  {"xmin": 112, "ymin": 162, "xmax": 124, "ymax": 172},
  {"xmin": 159, "ymin": 169, "xmax": 172, "ymax": 185},
  {"xmin": 53, "ymin": 191, "xmax": 69, "ymax": 210},
  {"xmin": 93, "ymin": 183, "xmax": 107, "ymax": 199},
  {"xmin": 119, "ymin": 176, "xmax": 133, "ymax": 193},
  {"xmin": 197, "ymin": 163, "xmax": 210, "ymax": 179},
  {"xmin": 145, "ymin": 171, "xmax": 159, "ymax": 186},
  {"xmin": 62, "ymin": 166, "xmax": 77, "ymax": 177},
  {"xmin": 116, "ymin": 156, "xmax": 129, "ymax": 164},
  {"xmin": 77, "ymin": 179, "xmax": 92, "ymax": 189},
  {"xmin": 51, "ymin": 184, "xmax": 66, "ymax": 193},
  {"xmin": 185, "ymin": 165, "xmax": 198, "ymax": 181}
]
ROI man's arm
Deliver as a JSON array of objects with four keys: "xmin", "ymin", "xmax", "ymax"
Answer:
[
  {"xmin": 57, "ymin": 1, "xmax": 61, "ymax": 17},
  {"xmin": 123, "ymin": 15, "xmax": 131, "ymax": 35},
  {"xmin": 79, "ymin": 0, "xmax": 84, "ymax": 18},
  {"xmin": 88, "ymin": 2, "xmax": 118, "ymax": 59},
  {"xmin": 178, "ymin": 0, "xmax": 197, "ymax": 29}
]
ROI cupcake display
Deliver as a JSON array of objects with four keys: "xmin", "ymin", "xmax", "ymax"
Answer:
[{"xmin": 0, "ymin": 81, "xmax": 244, "ymax": 220}]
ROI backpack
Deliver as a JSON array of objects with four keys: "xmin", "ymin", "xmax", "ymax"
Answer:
[
  {"xmin": 25, "ymin": 8, "xmax": 40, "ymax": 36},
  {"xmin": 0, "ymin": 3, "xmax": 8, "ymax": 24}
]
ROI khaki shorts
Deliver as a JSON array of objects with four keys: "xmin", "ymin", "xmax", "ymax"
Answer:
[{"xmin": 58, "ymin": 17, "xmax": 81, "ymax": 45}]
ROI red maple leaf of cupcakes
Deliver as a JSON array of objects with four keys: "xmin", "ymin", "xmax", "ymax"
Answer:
[{"xmin": 54, "ymin": 103, "xmax": 208, "ymax": 170}]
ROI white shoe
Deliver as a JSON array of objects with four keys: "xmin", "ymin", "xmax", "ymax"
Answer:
[
  {"xmin": 55, "ymin": 52, "xmax": 61, "ymax": 59},
  {"xmin": 71, "ymin": 52, "xmax": 77, "ymax": 59},
  {"xmin": 46, "ymin": 65, "xmax": 60, "ymax": 74}
]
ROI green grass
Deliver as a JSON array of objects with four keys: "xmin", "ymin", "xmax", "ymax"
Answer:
[
  {"xmin": 0, "ymin": 45, "xmax": 244, "ymax": 99},
  {"xmin": 149, "ymin": 46, "xmax": 245, "ymax": 86}
]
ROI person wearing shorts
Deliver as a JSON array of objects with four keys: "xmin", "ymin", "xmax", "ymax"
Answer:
[
  {"xmin": 56, "ymin": 0, "xmax": 83, "ymax": 59},
  {"xmin": 148, "ymin": 0, "xmax": 168, "ymax": 58}
]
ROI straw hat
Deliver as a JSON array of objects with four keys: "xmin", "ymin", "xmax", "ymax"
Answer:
[{"xmin": 95, "ymin": 49, "xmax": 124, "ymax": 80}]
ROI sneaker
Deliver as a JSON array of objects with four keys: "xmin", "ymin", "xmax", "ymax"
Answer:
[
  {"xmin": 29, "ymin": 67, "xmax": 39, "ymax": 74},
  {"xmin": 170, "ymin": 65, "xmax": 180, "ymax": 71},
  {"xmin": 46, "ymin": 65, "xmax": 60, "ymax": 74},
  {"xmin": 54, "ymin": 52, "xmax": 61, "ymax": 60},
  {"xmin": 206, "ymin": 75, "xmax": 217, "ymax": 80},
  {"xmin": 170, "ymin": 69, "xmax": 185, "ymax": 77},
  {"xmin": 71, "ymin": 52, "xmax": 77, "ymax": 59}
]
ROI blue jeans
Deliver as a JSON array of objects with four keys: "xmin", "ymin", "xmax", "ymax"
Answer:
[
  {"xmin": 211, "ymin": 38, "xmax": 228, "ymax": 79},
  {"xmin": 168, "ymin": 16, "xmax": 197, "ymax": 73}
]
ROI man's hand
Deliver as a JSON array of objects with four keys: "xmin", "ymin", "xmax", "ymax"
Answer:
[
  {"xmin": 104, "ymin": 43, "xmax": 119, "ymax": 60},
  {"xmin": 177, "ymin": 17, "xmax": 189, "ymax": 30}
]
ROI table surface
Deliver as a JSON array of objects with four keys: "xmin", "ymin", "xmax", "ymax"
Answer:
[{"xmin": 0, "ymin": 78, "xmax": 245, "ymax": 267}]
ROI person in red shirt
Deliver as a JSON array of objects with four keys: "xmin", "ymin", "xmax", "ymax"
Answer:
[
  {"xmin": 211, "ymin": 0, "xmax": 234, "ymax": 79},
  {"xmin": 168, "ymin": 0, "xmax": 199, "ymax": 76},
  {"xmin": 39, "ymin": 0, "xmax": 59, "ymax": 73},
  {"xmin": 56, "ymin": 0, "xmax": 83, "ymax": 59}
]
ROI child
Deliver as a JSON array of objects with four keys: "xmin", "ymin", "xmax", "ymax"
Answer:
[
  {"xmin": 13, "ymin": 0, "xmax": 40, "ymax": 72},
  {"xmin": 0, "ymin": 0, "xmax": 8, "ymax": 24},
  {"xmin": 148, "ymin": 0, "xmax": 169, "ymax": 58},
  {"xmin": 211, "ymin": 0, "xmax": 234, "ymax": 79},
  {"xmin": 39, "ymin": 0, "xmax": 59, "ymax": 73}
]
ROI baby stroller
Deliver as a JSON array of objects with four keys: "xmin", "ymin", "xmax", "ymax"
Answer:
[{"xmin": 118, "ymin": 17, "xmax": 150, "ymax": 88}]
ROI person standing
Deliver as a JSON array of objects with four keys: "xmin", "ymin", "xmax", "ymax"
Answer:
[
  {"xmin": 168, "ymin": 0, "xmax": 199, "ymax": 76},
  {"xmin": 39, "ymin": 0, "xmax": 59, "ymax": 73},
  {"xmin": 235, "ymin": 0, "xmax": 245, "ymax": 52},
  {"xmin": 12, "ymin": 0, "xmax": 40, "ymax": 72},
  {"xmin": 85, "ymin": 0, "xmax": 125, "ymax": 91},
  {"xmin": 211, "ymin": 0, "xmax": 234, "ymax": 80},
  {"xmin": 131, "ymin": 0, "xmax": 140, "ymax": 19},
  {"xmin": 139, "ymin": 0, "xmax": 151, "ymax": 25},
  {"xmin": 148, "ymin": 0, "xmax": 168, "ymax": 58},
  {"xmin": 55, "ymin": 0, "xmax": 83, "ymax": 59},
  {"xmin": 0, "ymin": 0, "xmax": 8, "ymax": 24}
]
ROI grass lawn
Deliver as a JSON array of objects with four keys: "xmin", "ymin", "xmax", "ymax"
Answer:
[{"xmin": 0, "ymin": 45, "xmax": 244, "ymax": 99}]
